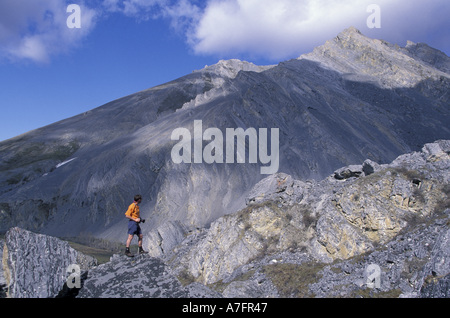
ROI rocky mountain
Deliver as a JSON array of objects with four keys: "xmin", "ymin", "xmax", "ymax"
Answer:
[
  {"xmin": 0, "ymin": 26, "xmax": 449, "ymax": 255},
  {"xmin": 1, "ymin": 140, "xmax": 448, "ymax": 298}
]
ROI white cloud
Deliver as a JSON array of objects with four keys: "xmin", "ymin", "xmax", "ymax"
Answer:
[
  {"xmin": 187, "ymin": 0, "xmax": 373, "ymax": 60},
  {"xmin": 162, "ymin": 0, "xmax": 202, "ymax": 31},
  {"xmin": 102, "ymin": 0, "xmax": 201, "ymax": 31},
  {"xmin": 188, "ymin": 0, "xmax": 450, "ymax": 61},
  {"xmin": 0, "ymin": 0, "xmax": 97, "ymax": 63}
]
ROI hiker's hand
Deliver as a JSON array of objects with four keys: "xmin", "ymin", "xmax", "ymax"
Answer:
[{"xmin": 135, "ymin": 218, "xmax": 141, "ymax": 223}]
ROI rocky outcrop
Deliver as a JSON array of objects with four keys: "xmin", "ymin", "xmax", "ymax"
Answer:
[
  {"xmin": 77, "ymin": 253, "xmax": 220, "ymax": 298},
  {"xmin": 167, "ymin": 140, "xmax": 449, "ymax": 297},
  {"xmin": 309, "ymin": 215, "xmax": 449, "ymax": 298},
  {"xmin": 1, "ymin": 227, "xmax": 97, "ymax": 298},
  {"xmin": 143, "ymin": 220, "xmax": 188, "ymax": 258},
  {"xmin": 0, "ymin": 226, "xmax": 221, "ymax": 298},
  {"xmin": 0, "ymin": 239, "xmax": 6, "ymax": 298}
]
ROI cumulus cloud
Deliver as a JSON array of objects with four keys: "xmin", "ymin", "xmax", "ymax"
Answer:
[
  {"xmin": 0, "ymin": 0, "xmax": 97, "ymax": 63},
  {"xmin": 102, "ymin": 0, "xmax": 167, "ymax": 18},
  {"xmin": 102, "ymin": 0, "xmax": 202, "ymax": 36},
  {"xmin": 189, "ymin": 0, "xmax": 450, "ymax": 60}
]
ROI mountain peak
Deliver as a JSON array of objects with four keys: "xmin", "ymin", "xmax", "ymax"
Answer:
[
  {"xmin": 333, "ymin": 26, "xmax": 368, "ymax": 46},
  {"xmin": 196, "ymin": 58, "xmax": 274, "ymax": 79},
  {"xmin": 298, "ymin": 27, "xmax": 449, "ymax": 88},
  {"xmin": 339, "ymin": 26, "xmax": 363, "ymax": 36}
]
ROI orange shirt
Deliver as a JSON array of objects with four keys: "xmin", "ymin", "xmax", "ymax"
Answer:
[{"xmin": 125, "ymin": 202, "xmax": 140, "ymax": 219}]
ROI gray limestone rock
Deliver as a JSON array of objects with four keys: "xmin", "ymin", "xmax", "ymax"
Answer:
[
  {"xmin": 0, "ymin": 239, "xmax": 6, "ymax": 298},
  {"xmin": 77, "ymin": 254, "xmax": 186, "ymax": 298},
  {"xmin": 143, "ymin": 221, "xmax": 188, "ymax": 258},
  {"xmin": 168, "ymin": 141, "xmax": 449, "ymax": 297},
  {"xmin": 2, "ymin": 227, "xmax": 97, "ymax": 298},
  {"xmin": 420, "ymin": 274, "xmax": 450, "ymax": 298},
  {"xmin": 77, "ymin": 253, "xmax": 220, "ymax": 298}
]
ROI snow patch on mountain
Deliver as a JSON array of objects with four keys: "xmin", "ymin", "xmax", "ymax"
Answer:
[{"xmin": 56, "ymin": 158, "xmax": 77, "ymax": 169}]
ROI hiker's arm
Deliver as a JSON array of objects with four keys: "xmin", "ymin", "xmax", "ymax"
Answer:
[{"xmin": 125, "ymin": 214, "xmax": 140, "ymax": 222}]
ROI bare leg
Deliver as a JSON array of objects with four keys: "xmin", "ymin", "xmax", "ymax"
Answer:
[
  {"xmin": 138, "ymin": 234, "xmax": 147, "ymax": 253},
  {"xmin": 126, "ymin": 234, "xmax": 133, "ymax": 248}
]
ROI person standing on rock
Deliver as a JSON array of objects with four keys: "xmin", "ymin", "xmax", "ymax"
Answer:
[{"xmin": 124, "ymin": 194, "xmax": 147, "ymax": 257}]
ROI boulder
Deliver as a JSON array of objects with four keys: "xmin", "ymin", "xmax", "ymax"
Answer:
[
  {"xmin": 2, "ymin": 227, "xmax": 97, "ymax": 298},
  {"xmin": 77, "ymin": 253, "xmax": 220, "ymax": 298}
]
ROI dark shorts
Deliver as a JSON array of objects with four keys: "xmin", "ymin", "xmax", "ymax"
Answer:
[{"xmin": 128, "ymin": 220, "xmax": 142, "ymax": 236}]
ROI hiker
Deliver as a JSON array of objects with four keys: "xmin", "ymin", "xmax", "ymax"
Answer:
[{"xmin": 124, "ymin": 194, "xmax": 147, "ymax": 257}]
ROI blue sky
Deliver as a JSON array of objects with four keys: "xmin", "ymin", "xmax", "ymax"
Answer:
[{"xmin": 0, "ymin": 0, "xmax": 449, "ymax": 142}]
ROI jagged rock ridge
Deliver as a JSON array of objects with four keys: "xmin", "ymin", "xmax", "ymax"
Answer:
[
  {"xmin": 165, "ymin": 140, "xmax": 449, "ymax": 297},
  {"xmin": 0, "ymin": 27, "xmax": 449, "ymax": 252},
  {"xmin": 1, "ymin": 227, "xmax": 97, "ymax": 298}
]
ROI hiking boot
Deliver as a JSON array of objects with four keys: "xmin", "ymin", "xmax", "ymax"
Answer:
[
  {"xmin": 125, "ymin": 247, "xmax": 134, "ymax": 257},
  {"xmin": 139, "ymin": 246, "xmax": 148, "ymax": 254}
]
